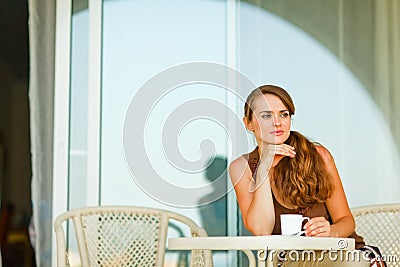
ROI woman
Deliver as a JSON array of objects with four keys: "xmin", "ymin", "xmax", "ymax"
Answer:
[{"xmin": 229, "ymin": 85, "xmax": 382, "ymax": 266}]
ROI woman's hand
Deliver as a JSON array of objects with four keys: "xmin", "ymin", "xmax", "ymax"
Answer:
[
  {"xmin": 304, "ymin": 217, "xmax": 331, "ymax": 237},
  {"xmin": 259, "ymin": 144, "xmax": 296, "ymax": 164},
  {"xmin": 250, "ymin": 144, "xmax": 296, "ymax": 192}
]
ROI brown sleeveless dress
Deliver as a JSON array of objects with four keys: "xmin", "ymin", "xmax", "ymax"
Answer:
[{"xmin": 245, "ymin": 147, "xmax": 365, "ymax": 249}]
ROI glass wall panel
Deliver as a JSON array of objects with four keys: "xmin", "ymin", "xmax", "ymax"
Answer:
[
  {"xmin": 237, "ymin": 0, "xmax": 400, "ymax": 235},
  {"xmin": 68, "ymin": 1, "xmax": 89, "ymax": 265},
  {"xmin": 101, "ymin": 0, "xmax": 230, "ymax": 265},
  {"xmin": 70, "ymin": 2, "xmax": 89, "ymax": 211}
]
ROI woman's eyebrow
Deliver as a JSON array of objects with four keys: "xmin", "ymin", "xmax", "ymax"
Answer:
[{"xmin": 258, "ymin": 110, "xmax": 288, "ymax": 114}]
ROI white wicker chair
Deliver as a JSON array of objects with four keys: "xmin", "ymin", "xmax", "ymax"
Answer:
[
  {"xmin": 351, "ymin": 203, "xmax": 400, "ymax": 266},
  {"xmin": 54, "ymin": 206, "xmax": 214, "ymax": 267}
]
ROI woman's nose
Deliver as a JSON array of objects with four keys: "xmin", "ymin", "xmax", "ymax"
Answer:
[{"xmin": 273, "ymin": 116, "xmax": 281, "ymax": 126}]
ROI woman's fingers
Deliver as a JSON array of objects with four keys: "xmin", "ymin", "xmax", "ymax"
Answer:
[
  {"xmin": 259, "ymin": 144, "xmax": 296, "ymax": 163},
  {"xmin": 272, "ymin": 144, "xmax": 296, "ymax": 157},
  {"xmin": 304, "ymin": 217, "xmax": 331, "ymax": 237}
]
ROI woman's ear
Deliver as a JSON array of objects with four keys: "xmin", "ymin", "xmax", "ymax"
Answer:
[{"xmin": 243, "ymin": 117, "xmax": 254, "ymax": 131}]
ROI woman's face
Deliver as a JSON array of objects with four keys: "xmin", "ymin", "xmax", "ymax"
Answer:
[{"xmin": 245, "ymin": 93, "xmax": 291, "ymax": 145}]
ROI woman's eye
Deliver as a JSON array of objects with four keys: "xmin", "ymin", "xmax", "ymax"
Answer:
[
  {"xmin": 280, "ymin": 113, "xmax": 289, "ymax": 118},
  {"xmin": 261, "ymin": 114, "xmax": 272, "ymax": 119}
]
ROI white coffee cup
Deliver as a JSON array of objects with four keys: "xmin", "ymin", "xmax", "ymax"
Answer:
[{"xmin": 280, "ymin": 214, "xmax": 310, "ymax": 236}]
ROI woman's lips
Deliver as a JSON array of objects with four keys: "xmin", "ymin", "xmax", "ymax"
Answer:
[{"xmin": 271, "ymin": 130, "xmax": 284, "ymax": 136}]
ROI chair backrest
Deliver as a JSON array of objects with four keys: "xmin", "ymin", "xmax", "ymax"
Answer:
[
  {"xmin": 54, "ymin": 206, "xmax": 213, "ymax": 267},
  {"xmin": 351, "ymin": 203, "xmax": 400, "ymax": 266}
]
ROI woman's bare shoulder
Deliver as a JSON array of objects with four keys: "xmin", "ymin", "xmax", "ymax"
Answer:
[
  {"xmin": 314, "ymin": 143, "xmax": 334, "ymax": 162},
  {"xmin": 229, "ymin": 155, "xmax": 251, "ymax": 184},
  {"xmin": 229, "ymin": 155, "xmax": 249, "ymax": 174},
  {"xmin": 230, "ymin": 155, "xmax": 248, "ymax": 166}
]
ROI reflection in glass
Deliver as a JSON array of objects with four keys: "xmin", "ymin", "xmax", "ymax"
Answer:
[{"xmin": 199, "ymin": 156, "xmax": 227, "ymax": 237}]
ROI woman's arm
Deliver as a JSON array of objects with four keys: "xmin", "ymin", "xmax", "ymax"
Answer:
[
  {"xmin": 229, "ymin": 155, "xmax": 275, "ymax": 235},
  {"xmin": 304, "ymin": 146, "xmax": 355, "ymax": 237},
  {"xmin": 229, "ymin": 144, "xmax": 296, "ymax": 235}
]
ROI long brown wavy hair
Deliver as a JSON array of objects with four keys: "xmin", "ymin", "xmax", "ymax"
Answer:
[{"xmin": 244, "ymin": 85, "xmax": 334, "ymax": 208}]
